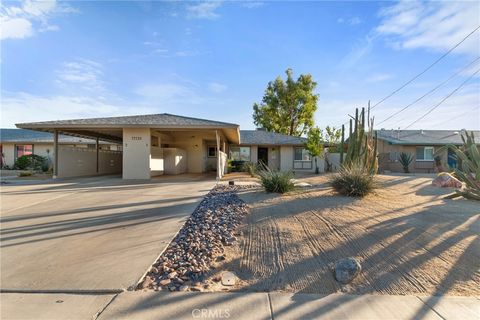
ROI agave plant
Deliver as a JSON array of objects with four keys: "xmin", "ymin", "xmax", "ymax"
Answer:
[
  {"xmin": 398, "ymin": 152, "xmax": 413, "ymax": 173},
  {"xmin": 437, "ymin": 131, "xmax": 480, "ymax": 201}
]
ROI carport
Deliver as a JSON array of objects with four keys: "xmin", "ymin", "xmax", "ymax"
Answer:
[{"xmin": 16, "ymin": 113, "xmax": 240, "ymax": 180}]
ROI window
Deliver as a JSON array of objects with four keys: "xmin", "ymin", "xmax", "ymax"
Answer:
[
  {"xmin": 208, "ymin": 146, "xmax": 217, "ymax": 157},
  {"xmin": 229, "ymin": 146, "xmax": 251, "ymax": 161},
  {"xmin": 416, "ymin": 146, "xmax": 434, "ymax": 161},
  {"xmin": 294, "ymin": 147, "xmax": 312, "ymax": 169},
  {"xmin": 15, "ymin": 145, "xmax": 33, "ymax": 159},
  {"xmin": 294, "ymin": 148, "xmax": 311, "ymax": 161}
]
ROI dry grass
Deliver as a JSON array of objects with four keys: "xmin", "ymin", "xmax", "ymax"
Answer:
[{"xmin": 212, "ymin": 174, "xmax": 480, "ymax": 296}]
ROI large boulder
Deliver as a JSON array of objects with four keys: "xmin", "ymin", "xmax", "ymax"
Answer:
[
  {"xmin": 432, "ymin": 172, "xmax": 462, "ymax": 188},
  {"xmin": 334, "ymin": 257, "xmax": 361, "ymax": 284}
]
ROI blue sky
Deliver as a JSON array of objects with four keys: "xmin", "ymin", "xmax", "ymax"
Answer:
[{"xmin": 1, "ymin": 0, "xmax": 479, "ymax": 131}]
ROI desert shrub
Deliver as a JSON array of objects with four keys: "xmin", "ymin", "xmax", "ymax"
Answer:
[
  {"xmin": 258, "ymin": 166, "xmax": 295, "ymax": 193},
  {"xmin": 18, "ymin": 171, "xmax": 33, "ymax": 177},
  {"xmin": 330, "ymin": 162, "xmax": 376, "ymax": 197},
  {"xmin": 243, "ymin": 162, "xmax": 259, "ymax": 177},
  {"xmin": 14, "ymin": 154, "xmax": 46, "ymax": 171},
  {"xmin": 398, "ymin": 152, "xmax": 413, "ymax": 173}
]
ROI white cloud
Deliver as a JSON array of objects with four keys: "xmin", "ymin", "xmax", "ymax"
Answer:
[
  {"xmin": 0, "ymin": 17, "xmax": 33, "ymax": 39},
  {"xmin": 1, "ymin": 92, "xmax": 155, "ymax": 128},
  {"xmin": 56, "ymin": 59, "xmax": 105, "ymax": 92},
  {"xmin": 187, "ymin": 1, "xmax": 222, "ymax": 20},
  {"xmin": 0, "ymin": 0, "xmax": 76, "ymax": 40},
  {"xmin": 208, "ymin": 82, "xmax": 227, "ymax": 93},
  {"xmin": 376, "ymin": 1, "xmax": 480, "ymax": 55}
]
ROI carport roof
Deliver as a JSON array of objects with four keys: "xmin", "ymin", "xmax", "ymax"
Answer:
[
  {"xmin": 16, "ymin": 113, "xmax": 239, "ymax": 129},
  {"xmin": 16, "ymin": 113, "xmax": 241, "ymax": 144}
]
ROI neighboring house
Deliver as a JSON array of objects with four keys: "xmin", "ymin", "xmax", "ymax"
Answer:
[
  {"xmin": 13, "ymin": 113, "xmax": 320, "ymax": 180},
  {"xmin": 0, "ymin": 129, "xmax": 121, "ymax": 168},
  {"xmin": 235, "ymin": 129, "xmax": 320, "ymax": 172},
  {"xmin": 376, "ymin": 129, "xmax": 480, "ymax": 173}
]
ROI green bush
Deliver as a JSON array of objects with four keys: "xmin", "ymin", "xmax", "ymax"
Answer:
[
  {"xmin": 18, "ymin": 171, "xmax": 33, "ymax": 177},
  {"xmin": 330, "ymin": 162, "xmax": 376, "ymax": 197},
  {"xmin": 229, "ymin": 160, "xmax": 246, "ymax": 172},
  {"xmin": 14, "ymin": 154, "xmax": 47, "ymax": 171},
  {"xmin": 258, "ymin": 166, "xmax": 295, "ymax": 193}
]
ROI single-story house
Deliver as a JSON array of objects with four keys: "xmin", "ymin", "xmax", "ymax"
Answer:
[
  {"xmin": 376, "ymin": 129, "xmax": 480, "ymax": 173},
  {"xmin": 9, "ymin": 113, "xmax": 319, "ymax": 180}
]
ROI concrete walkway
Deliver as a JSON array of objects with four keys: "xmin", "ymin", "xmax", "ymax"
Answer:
[{"xmin": 2, "ymin": 291, "xmax": 478, "ymax": 320}]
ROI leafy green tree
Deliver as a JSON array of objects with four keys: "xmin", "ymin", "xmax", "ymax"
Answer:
[
  {"xmin": 306, "ymin": 126, "xmax": 324, "ymax": 174},
  {"xmin": 325, "ymin": 126, "xmax": 342, "ymax": 152},
  {"xmin": 253, "ymin": 68, "xmax": 318, "ymax": 136}
]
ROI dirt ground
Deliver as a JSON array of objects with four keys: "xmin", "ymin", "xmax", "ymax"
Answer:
[{"xmin": 215, "ymin": 174, "xmax": 480, "ymax": 296}]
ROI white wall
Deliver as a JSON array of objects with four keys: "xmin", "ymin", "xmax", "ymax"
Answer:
[
  {"xmin": 123, "ymin": 128, "xmax": 151, "ymax": 179},
  {"xmin": 325, "ymin": 153, "xmax": 341, "ymax": 172},
  {"xmin": 150, "ymin": 146, "xmax": 164, "ymax": 176},
  {"xmin": 163, "ymin": 148, "xmax": 187, "ymax": 175}
]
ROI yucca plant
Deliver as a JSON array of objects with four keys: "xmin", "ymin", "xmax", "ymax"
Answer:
[
  {"xmin": 243, "ymin": 162, "xmax": 259, "ymax": 177},
  {"xmin": 258, "ymin": 165, "xmax": 295, "ymax": 193},
  {"xmin": 437, "ymin": 131, "xmax": 480, "ymax": 201},
  {"xmin": 330, "ymin": 161, "xmax": 377, "ymax": 197},
  {"xmin": 398, "ymin": 152, "xmax": 413, "ymax": 173}
]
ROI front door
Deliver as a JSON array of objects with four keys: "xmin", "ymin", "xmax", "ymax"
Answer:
[
  {"xmin": 258, "ymin": 147, "xmax": 268, "ymax": 166},
  {"xmin": 447, "ymin": 148, "xmax": 457, "ymax": 169}
]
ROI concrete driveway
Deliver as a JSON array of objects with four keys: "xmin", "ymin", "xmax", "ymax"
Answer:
[{"xmin": 0, "ymin": 174, "xmax": 215, "ymax": 291}]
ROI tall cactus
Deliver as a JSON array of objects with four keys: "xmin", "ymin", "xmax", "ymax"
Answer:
[{"xmin": 343, "ymin": 103, "xmax": 378, "ymax": 175}]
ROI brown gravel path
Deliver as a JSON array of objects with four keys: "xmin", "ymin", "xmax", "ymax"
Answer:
[{"xmin": 218, "ymin": 174, "xmax": 480, "ymax": 296}]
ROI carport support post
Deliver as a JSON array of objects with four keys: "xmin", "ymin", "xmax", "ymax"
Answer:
[
  {"xmin": 216, "ymin": 130, "xmax": 221, "ymax": 181},
  {"xmin": 53, "ymin": 129, "xmax": 58, "ymax": 179},
  {"xmin": 95, "ymin": 137, "xmax": 99, "ymax": 174}
]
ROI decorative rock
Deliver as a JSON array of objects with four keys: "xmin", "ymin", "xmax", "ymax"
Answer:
[
  {"xmin": 139, "ymin": 185, "xmax": 251, "ymax": 291},
  {"xmin": 140, "ymin": 276, "xmax": 154, "ymax": 289},
  {"xmin": 159, "ymin": 279, "xmax": 171, "ymax": 286},
  {"xmin": 179, "ymin": 285, "xmax": 189, "ymax": 292},
  {"xmin": 334, "ymin": 257, "xmax": 361, "ymax": 284},
  {"xmin": 432, "ymin": 172, "xmax": 462, "ymax": 188},
  {"xmin": 221, "ymin": 271, "xmax": 238, "ymax": 286}
]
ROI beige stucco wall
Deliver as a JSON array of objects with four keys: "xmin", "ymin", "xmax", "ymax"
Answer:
[
  {"xmin": 250, "ymin": 146, "xmax": 258, "ymax": 163},
  {"xmin": 280, "ymin": 146, "xmax": 294, "ymax": 171},
  {"xmin": 1, "ymin": 144, "xmax": 15, "ymax": 167},
  {"xmin": 123, "ymin": 128, "xmax": 151, "ymax": 179},
  {"xmin": 163, "ymin": 148, "xmax": 187, "ymax": 175},
  {"xmin": 57, "ymin": 147, "xmax": 122, "ymax": 178}
]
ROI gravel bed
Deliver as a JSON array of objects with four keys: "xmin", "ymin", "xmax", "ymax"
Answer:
[{"xmin": 138, "ymin": 185, "xmax": 254, "ymax": 292}]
